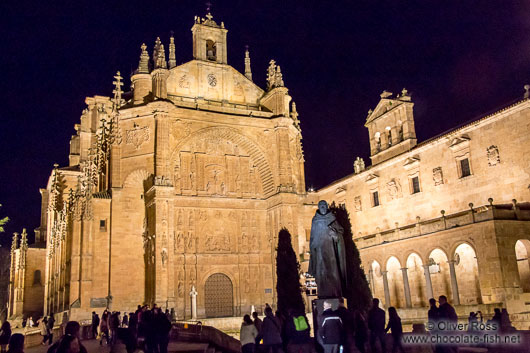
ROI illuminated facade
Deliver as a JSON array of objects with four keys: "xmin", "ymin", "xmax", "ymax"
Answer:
[
  {"xmin": 304, "ymin": 91, "xmax": 530, "ymax": 328},
  {"xmin": 8, "ymin": 12, "xmax": 530, "ymax": 329}
]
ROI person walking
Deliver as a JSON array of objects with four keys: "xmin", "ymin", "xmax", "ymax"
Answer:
[
  {"xmin": 367, "ymin": 298, "xmax": 386, "ymax": 353},
  {"xmin": 385, "ymin": 307, "xmax": 405, "ymax": 353},
  {"xmin": 0, "ymin": 321, "xmax": 12, "ymax": 353},
  {"xmin": 39, "ymin": 318, "xmax": 49, "ymax": 345},
  {"xmin": 155, "ymin": 308, "xmax": 172, "ymax": 353},
  {"xmin": 91, "ymin": 312, "xmax": 100, "ymax": 339},
  {"xmin": 353, "ymin": 310, "xmax": 368, "ymax": 353},
  {"xmin": 261, "ymin": 306, "xmax": 282, "ymax": 353},
  {"xmin": 319, "ymin": 301, "xmax": 343, "ymax": 353},
  {"xmin": 99, "ymin": 310, "xmax": 110, "ymax": 346},
  {"xmin": 241, "ymin": 314, "xmax": 259, "ymax": 353},
  {"xmin": 6, "ymin": 333, "xmax": 24, "ymax": 353},
  {"xmin": 46, "ymin": 314, "xmax": 55, "ymax": 345},
  {"xmin": 252, "ymin": 312, "xmax": 263, "ymax": 346},
  {"xmin": 122, "ymin": 312, "xmax": 128, "ymax": 328}
]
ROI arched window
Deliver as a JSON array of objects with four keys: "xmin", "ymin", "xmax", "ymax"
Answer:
[
  {"xmin": 33, "ymin": 270, "xmax": 42, "ymax": 285},
  {"xmin": 397, "ymin": 121, "xmax": 404, "ymax": 142},
  {"xmin": 386, "ymin": 127, "xmax": 392, "ymax": 147},
  {"xmin": 206, "ymin": 40, "xmax": 217, "ymax": 61},
  {"xmin": 374, "ymin": 132, "xmax": 381, "ymax": 152}
]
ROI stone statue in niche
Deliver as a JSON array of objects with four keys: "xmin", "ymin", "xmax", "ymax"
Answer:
[
  {"xmin": 387, "ymin": 179, "xmax": 401, "ymax": 200},
  {"xmin": 354, "ymin": 196, "xmax": 362, "ymax": 212},
  {"xmin": 487, "ymin": 145, "xmax": 500, "ymax": 166},
  {"xmin": 433, "ymin": 167, "xmax": 444, "ymax": 186},
  {"xmin": 308, "ymin": 200, "xmax": 347, "ymax": 298},
  {"xmin": 161, "ymin": 248, "xmax": 168, "ymax": 267}
]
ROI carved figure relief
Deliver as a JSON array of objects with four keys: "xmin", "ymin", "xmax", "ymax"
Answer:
[
  {"xmin": 487, "ymin": 145, "xmax": 500, "ymax": 166},
  {"xmin": 126, "ymin": 124, "xmax": 150, "ymax": 149},
  {"xmin": 234, "ymin": 80, "xmax": 244, "ymax": 98},
  {"xmin": 433, "ymin": 167, "xmax": 444, "ymax": 186},
  {"xmin": 178, "ymin": 74, "xmax": 190, "ymax": 89},
  {"xmin": 387, "ymin": 179, "xmax": 401, "ymax": 200},
  {"xmin": 161, "ymin": 248, "xmax": 168, "ymax": 267},
  {"xmin": 354, "ymin": 196, "xmax": 362, "ymax": 212}
]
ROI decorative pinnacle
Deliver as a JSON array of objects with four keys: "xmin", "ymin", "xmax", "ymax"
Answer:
[
  {"xmin": 524, "ymin": 84, "xmax": 530, "ymax": 99},
  {"xmin": 169, "ymin": 35, "xmax": 176, "ymax": 69},
  {"xmin": 244, "ymin": 45, "xmax": 252, "ymax": 81},
  {"xmin": 153, "ymin": 37, "xmax": 161, "ymax": 64},
  {"xmin": 156, "ymin": 44, "xmax": 167, "ymax": 69},
  {"xmin": 138, "ymin": 43, "xmax": 149, "ymax": 74},
  {"xmin": 11, "ymin": 232, "xmax": 18, "ymax": 252},
  {"xmin": 113, "ymin": 71, "xmax": 124, "ymax": 108}
]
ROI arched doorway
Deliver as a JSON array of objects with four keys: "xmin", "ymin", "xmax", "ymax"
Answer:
[
  {"xmin": 204, "ymin": 273, "xmax": 234, "ymax": 318},
  {"xmin": 516, "ymin": 240, "xmax": 530, "ymax": 293}
]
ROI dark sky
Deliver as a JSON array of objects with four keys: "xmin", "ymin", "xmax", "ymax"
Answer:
[{"xmin": 1, "ymin": 0, "xmax": 530, "ymax": 244}]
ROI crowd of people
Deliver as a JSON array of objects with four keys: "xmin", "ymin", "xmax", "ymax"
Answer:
[{"xmin": 0, "ymin": 295, "xmax": 518, "ymax": 353}]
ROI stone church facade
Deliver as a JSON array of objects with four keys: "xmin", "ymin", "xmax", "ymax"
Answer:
[{"xmin": 8, "ymin": 11, "xmax": 530, "ymax": 328}]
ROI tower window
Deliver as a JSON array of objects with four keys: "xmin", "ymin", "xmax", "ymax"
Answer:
[
  {"xmin": 206, "ymin": 40, "xmax": 217, "ymax": 61},
  {"xmin": 100, "ymin": 219, "xmax": 107, "ymax": 231},
  {"xmin": 460, "ymin": 158, "xmax": 471, "ymax": 178},
  {"xmin": 411, "ymin": 176, "xmax": 421, "ymax": 194},
  {"xmin": 374, "ymin": 132, "xmax": 381, "ymax": 152},
  {"xmin": 371, "ymin": 191, "xmax": 380, "ymax": 207},
  {"xmin": 387, "ymin": 128, "xmax": 392, "ymax": 147},
  {"xmin": 398, "ymin": 123, "xmax": 404, "ymax": 141}
]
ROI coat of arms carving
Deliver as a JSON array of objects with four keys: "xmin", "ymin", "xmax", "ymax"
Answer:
[
  {"xmin": 487, "ymin": 145, "xmax": 500, "ymax": 166},
  {"xmin": 126, "ymin": 124, "xmax": 150, "ymax": 149},
  {"xmin": 433, "ymin": 167, "xmax": 444, "ymax": 186}
]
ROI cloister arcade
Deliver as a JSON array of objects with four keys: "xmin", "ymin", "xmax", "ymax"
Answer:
[{"xmin": 363, "ymin": 232, "xmax": 530, "ymax": 309}]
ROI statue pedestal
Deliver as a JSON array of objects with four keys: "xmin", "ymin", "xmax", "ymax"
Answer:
[{"xmin": 311, "ymin": 297, "xmax": 345, "ymax": 353}]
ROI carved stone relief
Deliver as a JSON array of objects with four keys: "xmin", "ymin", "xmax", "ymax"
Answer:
[
  {"xmin": 433, "ymin": 167, "xmax": 444, "ymax": 186},
  {"xmin": 178, "ymin": 74, "xmax": 190, "ymax": 89},
  {"xmin": 487, "ymin": 145, "xmax": 500, "ymax": 166},
  {"xmin": 387, "ymin": 179, "xmax": 401, "ymax": 200},
  {"xmin": 126, "ymin": 124, "xmax": 150, "ymax": 149},
  {"xmin": 354, "ymin": 196, "xmax": 362, "ymax": 212}
]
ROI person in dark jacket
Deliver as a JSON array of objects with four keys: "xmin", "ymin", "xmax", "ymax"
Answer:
[
  {"xmin": 320, "ymin": 301, "xmax": 343, "ymax": 353},
  {"xmin": 91, "ymin": 312, "xmax": 100, "ymax": 339},
  {"xmin": 47, "ymin": 314, "xmax": 55, "ymax": 345},
  {"xmin": 437, "ymin": 296, "xmax": 457, "ymax": 323},
  {"xmin": 154, "ymin": 308, "xmax": 172, "ymax": 353},
  {"xmin": 285, "ymin": 309, "xmax": 312, "ymax": 353},
  {"xmin": 47, "ymin": 321, "xmax": 88, "ymax": 353},
  {"xmin": 367, "ymin": 298, "xmax": 386, "ymax": 353},
  {"xmin": 252, "ymin": 312, "xmax": 263, "ymax": 345},
  {"xmin": 353, "ymin": 310, "xmax": 368, "ymax": 353},
  {"xmin": 6, "ymin": 333, "xmax": 23, "ymax": 353},
  {"xmin": 385, "ymin": 307, "xmax": 405, "ymax": 353},
  {"xmin": 261, "ymin": 306, "xmax": 282, "ymax": 353},
  {"xmin": 0, "ymin": 321, "xmax": 12, "ymax": 353},
  {"xmin": 427, "ymin": 298, "xmax": 438, "ymax": 330},
  {"xmin": 335, "ymin": 298, "xmax": 354, "ymax": 353}
]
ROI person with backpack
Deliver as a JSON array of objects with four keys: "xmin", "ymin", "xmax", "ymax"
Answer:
[
  {"xmin": 285, "ymin": 309, "xmax": 312, "ymax": 353},
  {"xmin": 261, "ymin": 307, "xmax": 282, "ymax": 353}
]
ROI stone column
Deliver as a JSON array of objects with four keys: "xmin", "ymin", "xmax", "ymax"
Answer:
[
  {"xmin": 401, "ymin": 268, "xmax": 412, "ymax": 308},
  {"xmin": 448, "ymin": 260, "xmax": 460, "ymax": 305},
  {"xmin": 368, "ymin": 269, "xmax": 375, "ymax": 296},
  {"xmin": 382, "ymin": 271, "xmax": 391, "ymax": 308},
  {"xmin": 423, "ymin": 264, "xmax": 434, "ymax": 300},
  {"xmin": 189, "ymin": 286, "xmax": 198, "ymax": 320}
]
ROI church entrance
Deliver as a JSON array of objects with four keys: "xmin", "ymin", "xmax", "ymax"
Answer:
[{"xmin": 204, "ymin": 273, "xmax": 234, "ymax": 318}]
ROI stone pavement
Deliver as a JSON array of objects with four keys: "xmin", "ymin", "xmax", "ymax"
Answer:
[{"xmin": 25, "ymin": 339, "xmax": 209, "ymax": 353}]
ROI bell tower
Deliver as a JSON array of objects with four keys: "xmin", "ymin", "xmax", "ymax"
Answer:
[
  {"xmin": 191, "ymin": 11, "xmax": 228, "ymax": 64},
  {"xmin": 365, "ymin": 89, "xmax": 417, "ymax": 165}
]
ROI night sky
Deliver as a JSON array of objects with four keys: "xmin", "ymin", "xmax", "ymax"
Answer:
[{"xmin": 1, "ymin": 0, "xmax": 530, "ymax": 245}]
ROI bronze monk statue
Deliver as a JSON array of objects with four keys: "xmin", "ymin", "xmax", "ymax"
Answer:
[{"xmin": 308, "ymin": 200, "xmax": 347, "ymax": 298}]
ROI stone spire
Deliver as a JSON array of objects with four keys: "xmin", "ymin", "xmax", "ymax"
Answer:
[
  {"xmin": 156, "ymin": 44, "xmax": 167, "ymax": 69},
  {"xmin": 138, "ymin": 43, "xmax": 149, "ymax": 74},
  {"xmin": 11, "ymin": 232, "xmax": 18, "ymax": 253},
  {"xmin": 244, "ymin": 46, "xmax": 252, "ymax": 81},
  {"xmin": 275, "ymin": 65, "xmax": 284, "ymax": 87},
  {"xmin": 112, "ymin": 71, "xmax": 124, "ymax": 109},
  {"xmin": 169, "ymin": 35, "xmax": 176, "ymax": 69},
  {"xmin": 153, "ymin": 37, "xmax": 161, "ymax": 65},
  {"xmin": 20, "ymin": 229, "xmax": 28, "ymax": 251}
]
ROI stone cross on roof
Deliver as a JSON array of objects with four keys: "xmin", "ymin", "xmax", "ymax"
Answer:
[{"xmin": 112, "ymin": 71, "xmax": 124, "ymax": 109}]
